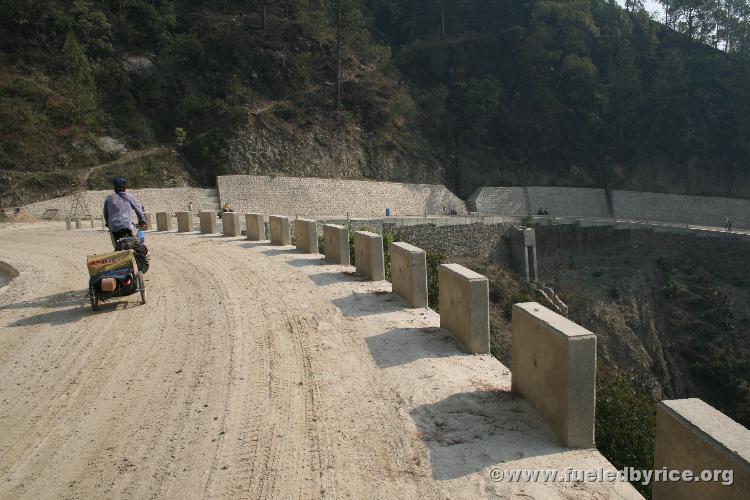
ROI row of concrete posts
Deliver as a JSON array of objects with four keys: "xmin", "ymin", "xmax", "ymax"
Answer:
[{"xmin": 76, "ymin": 210, "xmax": 750, "ymax": 499}]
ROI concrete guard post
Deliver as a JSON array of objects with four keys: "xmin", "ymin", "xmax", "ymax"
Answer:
[
  {"xmin": 653, "ymin": 398, "xmax": 750, "ymax": 500},
  {"xmin": 246, "ymin": 213, "xmax": 265, "ymax": 241},
  {"xmin": 155, "ymin": 212, "xmax": 171, "ymax": 232},
  {"xmin": 269, "ymin": 215, "xmax": 291, "ymax": 246},
  {"xmin": 323, "ymin": 224, "xmax": 350, "ymax": 265},
  {"xmin": 144, "ymin": 213, "xmax": 154, "ymax": 231},
  {"xmin": 295, "ymin": 219, "xmax": 318, "ymax": 253},
  {"xmin": 390, "ymin": 242, "xmax": 428, "ymax": 308},
  {"xmin": 199, "ymin": 211, "xmax": 217, "ymax": 234},
  {"xmin": 223, "ymin": 212, "xmax": 240, "ymax": 237},
  {"xmin": 438, "ymin": 263, "xmax": 489, "ymax": 354},
  {"xmin": 354, "ymin": 231, "xmax": 384, "ymax": 281},
  {"xmin": 511, "ymin": 302, "xmax": 596, "ymax": 448},
  {"xmin": 176, "ymin": 211, "xmax": 192, "ymax": 233},
  {"xmin": 510, "ymin": 226, "xmax": 538, "ymax": 282}
]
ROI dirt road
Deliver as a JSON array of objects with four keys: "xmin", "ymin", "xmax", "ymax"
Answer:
[{"xmin": 0, "ymin": 223, "xmax": 641, "ymax": 499}]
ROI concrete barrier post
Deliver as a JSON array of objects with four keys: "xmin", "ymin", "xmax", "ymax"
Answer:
[
  {"xmin": 75, "ymin": 217, "xmax": 82, "ymax": 229},
  {"xmin": 176, "ymin": 211, "xmax": 192, "ymax": 233},
  {"xmin": 323, "ymin": 224, "xmax": 350, "ymax": 265},
  {"xmin": 155, "ymin": 212, "xmax": 171, "ymax": 232},
  {"xmin": 66, "ymin": 218, "xmax": 71, "ymax": 230},
  {"xmin": 222, "ymin": 212, "xmax": 240, "ymax": 237},
  {"xmin": 511, "ymin": 302, "xmax": 596, "ymax": 448},
  {"xmin": 89, "ymin": 217, "xmax": 95, "ymax": 228},
  {"xmin": 354, "ymin": 231, "xmax": 384, "ymax": 281},
  {"xmin": 653, "ymin": 398, "xmax": 750, "ymax": 500},
  {"xmin": 199, "ymin": 211, "xmax": 217, "ymax": 234},
  {"xmin": 390, "ymin": 242, "xmax": 428, "ymax": 308},
  {"xmin": 295, "ymin": 219, "xmax": 318, "ymax": 253},
  {"xmin": 144, "ymin": 213, "xmax": 154, "ymax": 231},
  {"xmin": 100, "ymin": 217, "xmax": 105, "ymax": 228},
  {"xmin": 246, "ymin": 213, "xmax": 265, "ymax": 241},
  {"xmin": 269, "ymin": 215, "xmax": 291, "ymax": 246},
  {"xmin": 438, "ymin": 263, "xmax": 489, "ymax": 353}
]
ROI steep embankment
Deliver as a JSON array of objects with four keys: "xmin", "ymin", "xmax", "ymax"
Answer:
[{"xmin": 528, "ymin": 226, "xmax": 750, "ymax": 428}]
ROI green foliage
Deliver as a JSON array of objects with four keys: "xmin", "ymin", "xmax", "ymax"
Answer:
[
  {"xmin": 318, "ymin": 234, "xmax": 325, "ymax": 254},
  {"xmin": 382, "ymin": 229, "xmax": 393, "ymax": 282},
  {"xmin": 174, "ymin": 127, "xmax": 187, "ymax": 145},
  {"xmin": 596, "ymin": 371, "xmax": 656, "ymax": 498},
  {"xmin": 5, "ymin": 0, "xmax": 750, "ymax": 204},
  {"xmin": 59, "ymin": 32, "xmax": 99, "ymax": 127},
  {"xmin": 426, "ymin": 252, "xmax": 445, "ymax": 311}
]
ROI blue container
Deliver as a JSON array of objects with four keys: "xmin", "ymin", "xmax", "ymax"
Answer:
[{"xmin": 385, "ymin": 208, "xmax": 392, "ymax": 217}]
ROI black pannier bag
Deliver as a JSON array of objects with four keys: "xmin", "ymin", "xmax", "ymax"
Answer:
[{"xmin": 115, "ymin": 236, "xmax": 150, "ymax": 273}]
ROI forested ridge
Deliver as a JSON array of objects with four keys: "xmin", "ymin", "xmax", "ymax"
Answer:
[{"xmin": 2, "ymin": 0, "xmax": 750, "ymax": 206}]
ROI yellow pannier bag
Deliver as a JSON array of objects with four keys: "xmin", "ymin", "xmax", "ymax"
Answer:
[{"xmin": 86, "ymin": 250, "xmax": 134, "ymax": 276}]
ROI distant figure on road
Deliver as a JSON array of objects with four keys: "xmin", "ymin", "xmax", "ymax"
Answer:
[
  {"xmin": 726, "ymin": 216, "xmax": 733, "ymax": 232},
  {"xmin": 188, "ymin": 201, "xmax": 194, "ymax": 212}
]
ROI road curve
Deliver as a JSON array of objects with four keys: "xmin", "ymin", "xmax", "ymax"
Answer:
[{"xmin": 0, "ymin": 223, "xmax": 641, "ymax": 499}]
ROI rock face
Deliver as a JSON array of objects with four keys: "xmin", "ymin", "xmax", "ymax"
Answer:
[
  {"xmin": 96, "ymin": 136, "xmax": 128, "ymax": 155},
  {"xmin": 224, "ymin": 121, "xmax": 445, "ymax": 186}
]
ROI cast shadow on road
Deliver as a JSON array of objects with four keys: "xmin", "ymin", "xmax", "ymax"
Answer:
[
  {"xmin": 411, "ymin": 390, "xmax": 566, "ymax": 480},
  {"xmin": 308, "ymin": 271, "xmax": 362, "ymax": 287},
  {"xmin": 286, "ymin": 256, "xmax": 326, "ymax": 268},
  {"xmin": 1, "ymin": 289, "xmax": 89, "ymax": 327},
  {"xmin": 7, "ymin": 296, "xmax": 136, "ymax": 327},
  {"xmin": 331, "ymin": 290, "xmax": 405, "ymax": 317},
  {"xmin": 365, "ymin": 326, "xmax": 465, "ymax": 369},
  {"xmin": 239, "ymin": 241, "xmax": 270, "ymax": 249},
  {"xmin": 257, "ymin": 247, "xmax": 296, "ymax": 257},
  {"xmin": 0, "ymin": 290, "xmax": 87, "ymax": 311}
]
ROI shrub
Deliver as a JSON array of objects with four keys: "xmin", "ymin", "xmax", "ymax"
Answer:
[
  {"xmin": 596, "ymin": 372, "xmax": 656, "ymax": 498},
  {"xmin": 426, "ymin": 252, "xmax": 445, "ymax": 311}
]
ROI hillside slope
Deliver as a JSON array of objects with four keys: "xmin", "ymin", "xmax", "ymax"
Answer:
[{"xmin": 2, "ymin": 0, "xmax": 750, "ymax": 206}]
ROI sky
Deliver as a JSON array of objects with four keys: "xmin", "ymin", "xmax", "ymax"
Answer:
[{"xmin": 616, "ymin": 0, "xmax": 666, "ymax": 22}]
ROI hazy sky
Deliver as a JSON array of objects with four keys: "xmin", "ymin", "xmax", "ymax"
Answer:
[{"xmin": 616, "ymin": 0, "xmax": 666, "ymax": 21}]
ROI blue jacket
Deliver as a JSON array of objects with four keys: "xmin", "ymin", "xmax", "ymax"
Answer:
[{"xmin": 103, "ymin": 191, "xmax": 146, "ymax": 232}]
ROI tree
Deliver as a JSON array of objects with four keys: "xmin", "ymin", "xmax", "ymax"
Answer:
[
  {"xmin": 61, "ymin": 32, "xmax": 99, "ymax": 126},
  {"xmin": 335, "ymin": 0, "xmax": 342, "ymax": 109}
]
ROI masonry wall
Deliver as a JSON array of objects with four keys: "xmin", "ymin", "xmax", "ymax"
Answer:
[
  {"xmin": 23, "ymin": 188, "xmax": 201, "ymax": 219},
  {"xmin": 467, "ymin": 187, "xmax": 527, "ymax": 215},
  {"xmin": 612, "ymin": 190, "xmax": 750, "ymax": 229},
  {"xmin": 217, "ymin": 175, "xmax": 467, "ymax": 218},
  {"xmin": 468, "ymin": 186, "xmax": 609, "ymax": 218},
  {"xmin": 468, "ymin": 186, "xmax": 750, "ymax": 229},
  {"xmin": 527, "ymin": 187, "xmax": 609, "ymax": 218},
  {"xmin": 384, "ymin": 222, "xmax": 511, "ymax": 262}
]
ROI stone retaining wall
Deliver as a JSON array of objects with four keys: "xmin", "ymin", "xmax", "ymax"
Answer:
[
  {"xmin": 384, "ymin": 222, "xmax": 512, "ymax": 262},
  {"xmin": 468, "ymin": 186, "xmax": 750, "ymax": 229},
  {"xmin": 612, "ymin": 190, "xmax": 750, "ymax": 229},
  {"xmin": 468, "ymin": 186, "xmax": 609, "ymax": 218},
  {"xmin": 23, "ymin": 188, "xmax": 201, "ymax": 219},
  {"xmin": 217, "ymin": 175, "xmax": 467, "ymax": 218}
]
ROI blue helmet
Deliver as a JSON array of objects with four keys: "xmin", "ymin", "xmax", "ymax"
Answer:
[{"xmin": 113, "ymin": 176, "xmax": 127, "ymax": 190}]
